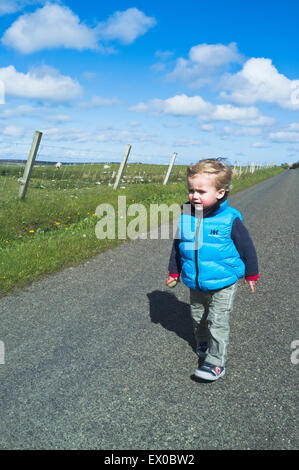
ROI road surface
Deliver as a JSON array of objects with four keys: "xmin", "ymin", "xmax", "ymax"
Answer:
[{"xmin": 0, "ymin": 169, "xmax": 298, "ymax": 450}]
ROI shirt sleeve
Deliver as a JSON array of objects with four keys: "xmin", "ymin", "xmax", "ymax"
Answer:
[
  {"xmin": 231, "ymin": 217, "xmax": 259, "ymax": 278},
  {"xmin": 168, "ymin": 238, "xmax": 182, "ymax": 275}
]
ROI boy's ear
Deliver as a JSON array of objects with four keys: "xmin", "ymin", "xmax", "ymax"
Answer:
[{"xmin": 217, "ymin": 188, "xmax": 226, "ymax": 199}]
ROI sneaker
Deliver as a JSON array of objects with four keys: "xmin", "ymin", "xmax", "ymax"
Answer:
[
  {"xmin": 196, "ymin": 342, "xmax": 208, "ymax": 358},
  {"xmin": 194, "ymin": 362, "xmax": 225, "ymax": 381}
]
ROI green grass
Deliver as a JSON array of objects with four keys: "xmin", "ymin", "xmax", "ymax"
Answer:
[{"xmin": 0, "ymin": 164, "xmax": 284, "ymax": 298}]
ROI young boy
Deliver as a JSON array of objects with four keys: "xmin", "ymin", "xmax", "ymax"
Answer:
[{"xmin": 166, "ymin": 159, "xmax": 259, "ymax": 381}]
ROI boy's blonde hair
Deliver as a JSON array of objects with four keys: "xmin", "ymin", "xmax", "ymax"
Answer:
[{"xmin": 187, "ymin": 158, "xmax": 232, "ymax": 192}]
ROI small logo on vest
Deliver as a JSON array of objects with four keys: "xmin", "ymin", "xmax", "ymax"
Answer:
[{"xmin": 209, "ymin": 229, "xmax": 219, "ymax": 236}]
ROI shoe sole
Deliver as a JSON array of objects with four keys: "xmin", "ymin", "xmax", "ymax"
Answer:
[{"xmin": 194, "ymin": 368, "xmax": 225, "ymax": 381}]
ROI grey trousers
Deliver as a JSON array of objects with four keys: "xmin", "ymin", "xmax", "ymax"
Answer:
[{"xmin": 190, "ymin": 282, "xmax": 238, "ymax": 367}]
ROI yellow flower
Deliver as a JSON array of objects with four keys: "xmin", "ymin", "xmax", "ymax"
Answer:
[
  {"xmin": 29, "ymin": 230, "xmax": 34, "ymax": 233},
  {"xmin": 55, "ymin": 222, "xmax": 60, "ymax": 225}
]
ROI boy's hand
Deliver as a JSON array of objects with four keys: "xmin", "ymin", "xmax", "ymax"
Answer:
[
  {"xmin": 166, "ymin": 275, "xmax": 178, "ymax": 288},
  {"xmin": 244, "ymin": 278, "xmax": 257, "ymax": 292}
]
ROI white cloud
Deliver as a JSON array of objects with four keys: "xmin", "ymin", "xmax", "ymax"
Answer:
[
  {"xmin": 3, "ymin": 124, "xmax": 25, "ymax": 137},
  {"xmin": 130, "ymin": 94, "xmax": 213, "ymax": 116},
  {"xmin": 2, "ymin": 3, "xmax": 100, "ymax": 53},
  {"xmin": 189, "ymin": 42, "xmax": 242, "ymax": 67},
  {"xmin": 1, "ymin": 5, "xmax": 156, "ymax": 53},
  {"xmin": 252, "ymin": 142, "xmax": 269, "ymax": 148},
  {"xmin": 174, "ymin": 138, "xmax": 201, "ymax": 147},
  {"xmin": 221, "ymin": 126, "xmax": 262, "ymax": 136},
  {"xmin": 269, "ymin": 131, "xmax": 299, "ymax": 143},
  {"xmin": 46, "ymin": 114, "xmax": 72, "ymax": 123},
  {"xmin": 39, "ymin": 127, "xmax": 89, "ymax": 143},
  {"xmin": 0, "ymin": 0, "xmax": 43, "ymax": 15},
  {"xmin": 220, "ymin": 58, "xmax": 299, "ymax": 110},
  {"xmin": 81, "ymin": 96, "xmax": 121, "ymax": 108},
  {"xmin": 95, "ymin": 128, "xmax": 155, "ymax": 144},
  {"xmin": 211, "ymin": 104, "xmax": 274, "ymax": 126},
  {"xmin": 96, "ymin": 7, "xmax": 156, "ymax": 44},
  {"xmin": 167, "ymin": 42, "xmax": 243, "ymax": 88},
  {"xmin": 200, "ymin": 124, "xmax": 214, "ymax": 132},
  {"xmin": 130, "ymin": 93, "xmax": 274, "ymax": 127},
  {"xmin": 0, "ymin": 104, "xmax": 37, "ymax": 117},
  {"xmin": 0, "ymin": 65, "xmax": 82, "ymax": 102}
]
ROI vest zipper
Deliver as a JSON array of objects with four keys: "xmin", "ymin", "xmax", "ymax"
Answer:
[{"xmin": 194, "ymin": 211, "xmax": 202, "ymax": 290}]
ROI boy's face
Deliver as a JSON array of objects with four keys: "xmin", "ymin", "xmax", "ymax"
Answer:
[{"xmin": 187, "ymin": 173, "xmax": 225, "ymax": 209}]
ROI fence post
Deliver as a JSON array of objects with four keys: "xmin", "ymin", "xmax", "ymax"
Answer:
[
  {"xmin": 163, "ymin": 152, "xmax": 177, "ymax": 185},
  {"xmin": 113, "ymin": 144, "xmax": 131, "ymax": 190},
  {"xmin": 18, "ymin": 130, "xmax": 43, "ymax": 199}
]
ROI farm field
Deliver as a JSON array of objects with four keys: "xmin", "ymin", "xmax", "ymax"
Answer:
[{"xmin": 0, "ymin": 163, "xmax": 284, "ymax": 298}]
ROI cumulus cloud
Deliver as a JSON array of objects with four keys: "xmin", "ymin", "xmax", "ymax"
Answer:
[
  {"xmin": 96, "ymin": 7, "xmax": 156, "ymax": 44},
  {"xmin": 2, "ymin": 3, "xmax": 99, "ymax": 53},
  {"xmin": 220, "ymin": 58, "xmax": 299, "ymax": 110},
  {"xmin": 94, "ymin": 128, "xmax": 155, "ymax": 144},
  {"xmin": 188, "ymin": 42, "xmax": 242, "ymax": 67},
  {"xmin": 1, "ymin": 4, "xmax": 156, "ymax": 53},
  {"xmin": 3, "ymin": 124, "xmax": 25, "ymax": 137},
  {"xmin": 269, "ymin": 131, "xmax": 299, "ymax": 143},
  {"xmin": 252, "ymin": 142, "xmax": 269, "ymax": 148},
  {"xmin": 221, "ymin": 126, "xmax": 261, "ymax": 136},
  {"xmin": 0, "ymin": 65, "xmax": 82, "ymax": 102},
  {"xmin": 0, "ymin": 0, "xmax": 44, "ymax": 15},
  {"xmin": 200, "ymin": 124, "xmax": 214, "ymax": 132},
  {"xmin": 39, "ymin": 127, "xmax": 90, "ymax": 143},
  {"xmin": 130, "ymin": 94, "xmax": 213, "ymax": 116},
  {"xmin": 211, "ymin": 104, "xmax": 274, "ymax": 126},
  {"xmin": 130, "ymin": 93, "xmax": 274, "ymax": 127},
  {"xmin": 0, "ymin": 104, "xmax": 41, "ymax": 118},
  {"xmin": 167, "ymin": 42, "xmax": 243, "ymax": 88},
  {"xmin": 81, "ymin": 96, "xmax": 121, "ymax": 108}
]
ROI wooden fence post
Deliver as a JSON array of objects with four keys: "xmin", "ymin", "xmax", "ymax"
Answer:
[
  {"xmin": 163, "ymin": 152, "xmax": 177, "ymax": 185},
  {"xmin": 18, "ymin": 130, "xmax": 43, "ymax": 199},
  {"xmin": 113, "ymin": 144, "xmax": 131, "ymax": 190}
]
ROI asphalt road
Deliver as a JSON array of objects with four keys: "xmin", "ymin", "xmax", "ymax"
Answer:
[{"xmin": 0, "ymin": 169, "xmax": 298, "ymax": 450}]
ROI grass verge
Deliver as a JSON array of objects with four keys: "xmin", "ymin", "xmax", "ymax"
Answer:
[{"xmin": 0, "ymin": 166, "xmax": 284, "ymax": 298}]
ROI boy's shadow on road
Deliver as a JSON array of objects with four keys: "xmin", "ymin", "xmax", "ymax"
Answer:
[
  {"xmin": 147, "ymin": 290, "xmax": 209, "ymax": 383},
  {"xmin": 147, "ymin": 290, "xmax": 195, "ymax": 351}
]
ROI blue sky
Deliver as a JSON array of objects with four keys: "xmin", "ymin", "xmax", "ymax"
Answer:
[{"xmin": 0, "ymin": 0, "xmax": 299, "ymax": 165}]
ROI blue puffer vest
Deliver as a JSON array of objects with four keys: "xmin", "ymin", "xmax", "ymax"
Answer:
[{"xmin": 179, "ymin": 199, "xmax": 245, "ymax": 291}]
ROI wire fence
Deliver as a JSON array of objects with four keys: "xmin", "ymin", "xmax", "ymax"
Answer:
[
  {"xmin": 0, "ymin": 138, "xmax": 188, "ymax": 201},
  {"xmin": 0, "ymin": 135, "xmax": 276, "ymax": 202}
]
